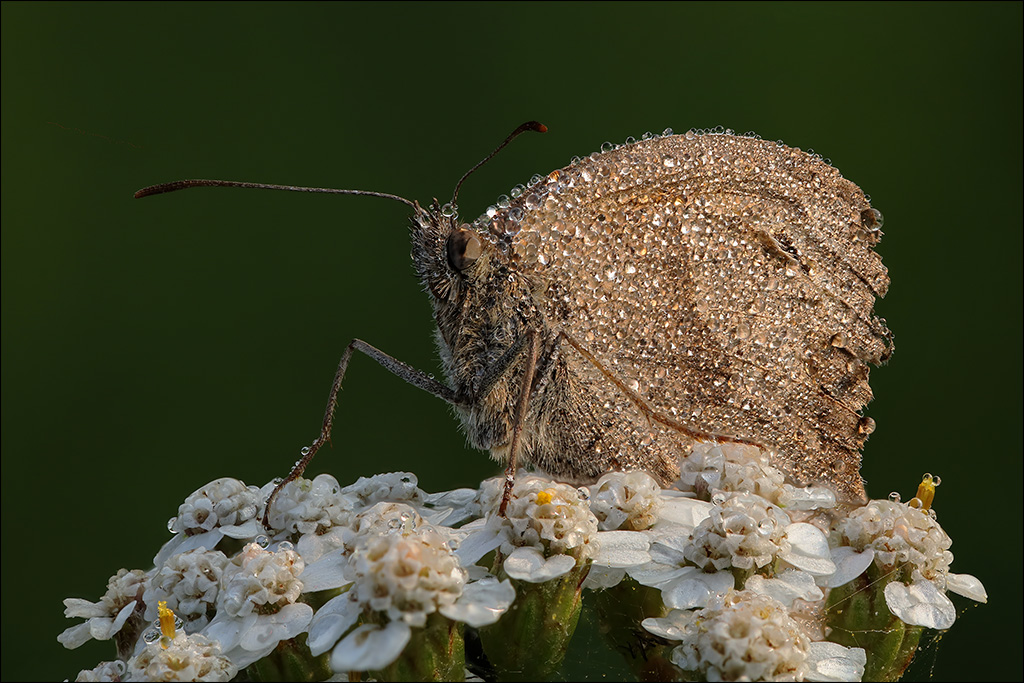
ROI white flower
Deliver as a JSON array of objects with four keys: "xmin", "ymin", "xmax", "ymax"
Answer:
[
  {"xmin": 156, "ymin": 478, "xmax": 262, "ymax": 566},
  {"xmin": 202, "ymin": 542, "xmax": 313, "ymax": 669},
  {"xmin": 664, "ymin": 591, "xmax": 864, "ymax": 682},
  {"xmin": 460, "ymin": 474, "xmax": 599, "ymax": 583},
  {"xmin": 143, "ymin": 549, "xmax": 230, "ymax": 633},
  {"xmin": 342, "ymin": 472, "xmax": 425, "ymax": 511},
  {"xmin": 685, "ymin": 493, "xmax": 835, "ymax": 576},
  {"xmin": 58, "ymin": 569, "xmax": 148, "ymax": 649},
  {"xmin": 308, "ymin": 527, "xmax": 514, "ymax": 673},
  {"xmin": 882, "ymin": 570, "xmax": 957, "ymax": 630},
  {"xmin": 627, "ymin": 532, "xmax": 733, "ymax": 609},
  {"xmin": 73, "ymin": 661, "xmax": 125, "ymax": 682},
  {"xmin": 588, "ymin": 470, "xmax": 664, "ymax": 531},
  {"xmin": 126, "ymin": 632, "xmax": 237, "ymax": 681},
  {"xmin": 260, "ymin": 473, "xmax": 355, "ymax": 537},
  {"xmin": 838, "ymin": 497, "xmax": 986, "ymax": 627},
  {"xmin": 677, "ymin": 443, "xmax": 786, "ymax": 500}
]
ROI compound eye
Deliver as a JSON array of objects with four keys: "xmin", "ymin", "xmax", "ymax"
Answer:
[{"xmin": 446, "ymin": 228, "xmax": 482, "ymax": 271}]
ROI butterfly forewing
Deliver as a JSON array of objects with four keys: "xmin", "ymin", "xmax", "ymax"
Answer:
[{"xmin": 477, "ymin": 132, "xmax": 892, "ymax": 502}]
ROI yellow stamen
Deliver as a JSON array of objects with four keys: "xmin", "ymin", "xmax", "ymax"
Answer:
[
  {"xmin": 158, "ymin": 600, "xmax": 177, "ymax": 643},
  {"xmin": 535, "ymin": 489, "xmax": 554, "ymax": 506},
  {"xmin": 909, "ymin": 473, "xmax": 939, "ymax": 511}
]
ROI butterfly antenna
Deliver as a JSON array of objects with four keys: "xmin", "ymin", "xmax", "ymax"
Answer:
[
  {"xmin": 134, "ymin": 179, "xmax": 416, "ymax": 210},
  {"xmin": 450, "ymin": 121, "xmax": 547, "ymax": 209}
]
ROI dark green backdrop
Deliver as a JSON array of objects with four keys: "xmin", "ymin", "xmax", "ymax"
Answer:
[{"xmin": 2, "ymin": 3, "xmax": 1020, "ymax": 681}]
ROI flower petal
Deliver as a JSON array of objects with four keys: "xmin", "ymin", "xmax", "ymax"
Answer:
[
  {"xmin": 745, "ymin": 569, "xmax": 822, "ymax": 607},
  {"xmin": 824, "ymin": 547, "xmax": 875, "ymax": 588},
  {"xmin": 300, "ymin": 547, "xmax": 350, "ymax": 593},
  {"xmin": 883, "ymin": 577, "xmax": 956, "ymax": 629},
  {"xmin": 781, "ymin": 523, "xmax": 836, "ymax": 576},
  {"xmin": 591, "ymin": 530, "xmax": 652, "ymax": 568},
  {"xmin": 503, "ymin": 547, "xmax": 577, "ymax": 582},
  {"xmin": 240, "ymin": 603, "xmax": 313, "ymax": 651},
  {"xmin": 805, "ymin": 641, "xmax": 866, "ymax": 681},
  {"xmin": 330, "ymin": 621, "xmax": 411, "ymax": 672},
  {"xmin": 441, "ymin": 576, "xmax": 515, "ymax": 627},
  {"xmin": 454, "ymin": 526, "xmax": 504, "ymax": 565},
  {"xmin": 308, "ymin": 594, "xmax": 361, "ymax": 656},
  {"xmin": 661, "ymin": 570, "xmax": 733, "ymax": 609},
  {"xmin": 945, "ymin": 572, "xmax": 987, "ymax": 603},
  {"xmin": 654, "ymin": 497, "xmax": 713, "ymax": 531}
]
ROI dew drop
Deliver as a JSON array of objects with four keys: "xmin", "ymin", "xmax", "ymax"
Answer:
[
  {"xmin": 143, "ymin": 628, "xmax": 161, "ymax": 644},
  {"xmin": 711, "ymin": 492, "xmax": 727, "ymax": 505},
  {"xmin": 447, "ymin": 539, "xmax": 460, "ymax": 551},
  {"xmin": 576, "ymin": 486, "xmax": 591, "ymax": 501},
  {"xmin": 932, "ymin": 475, "xmax": 942, "ymax": 487},
  {"xmin": 300, "ymin": 446, "xmax": 311, "ymax": 456},
  {"xmin": 441, "ymin": 203, "xmax": 457, "ymax": 218},
  {"xmin": 255, "ymin": 535, "xmax": 270, "ymax": 549},
  {"xmin": 662, "ymin": 127, "xmax": 674, "ymax": 136},
  {"xmin": 861, "ymin": 208, "xmax": 884, "ymax": 231},
  {"xmin": 888, "ymin": 491, "xmax": 902, "ymax": 503},
  {"xmin": 167, "ymin": 517, "xmax": 178, "ymax": 533},
  {"xmin": 601, "ymin": 141, "xmax": 614, "ymax": 153},
  {"xmin": 278, "ymin": 540, "xmax": 294, "ymax": 552},
  {"xmin": 857, "ymin": 417, "xmax": 876, "ymax": 435},
  {"xmin": 174, "ymin": 616, "xmax": 184, "ymax": 630}
]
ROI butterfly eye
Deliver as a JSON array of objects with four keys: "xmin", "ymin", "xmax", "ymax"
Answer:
[{"xmin": 446, "ymin": 228, "xmax": 482, "ymax": 272}]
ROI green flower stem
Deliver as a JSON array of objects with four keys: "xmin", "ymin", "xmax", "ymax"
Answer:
[
  {"xmin": 592, "ymin": 577, "xmax": 680, "ymax": 682},
  {"xmin": 825, "ymin": 563, "xmax": 922, "ymax": 682},
  {"xmin": 245, "ymin": 633, "xmax": 332, "ymax": 682},
  {"xmin": 375, "ymin": 613, "xmax": 466, "ymax": 682},
  {"xmin": 480, "ymin": 560, "xmax": 590, "ymax": 681}
]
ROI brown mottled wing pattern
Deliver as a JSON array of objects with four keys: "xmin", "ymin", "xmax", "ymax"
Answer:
[{"xmin": 491, "ymin": 132, "xmax": 891, "ymax": 502}]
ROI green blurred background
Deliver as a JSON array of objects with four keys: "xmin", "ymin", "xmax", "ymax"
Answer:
[{"xmin": 2, "ymin": 3, "xmax": 1020, "ymax": 681}]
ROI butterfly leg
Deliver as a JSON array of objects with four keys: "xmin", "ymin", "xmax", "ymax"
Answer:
[
  {"xmin": 498, "ymin": 329, "xmax": 541, "ymax": 517},
  {"xmin": 262, "ymin": 338, "xmax": 462, "ymax": 528}
]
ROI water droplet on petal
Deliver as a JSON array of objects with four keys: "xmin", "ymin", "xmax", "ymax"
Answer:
[
  {"xmin": 577, "ymin": 486, "xmax": 591, "ymax": 501},
  {"xmin": 255, "ymin": 535, "xmax": 270, "ymax": 549},
  {"xmin": 167, "ymin": 517, "xmax": 178, "ymax": 533},
  {"xmin": 143, "ymin": 628, "xmax": 161, "ymax": 644},
  {"xmin": 300, "ymin": 446, "xmax": 311, "ymax": 456},
  {"xmin": 888, "ymin": 491, "xmax": 902, "ymax": 503}
]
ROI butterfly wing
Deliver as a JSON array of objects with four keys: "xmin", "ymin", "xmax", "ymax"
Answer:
[{"xmin": 483, "ymin": 132, "xmax": 891, "ymax": 502}]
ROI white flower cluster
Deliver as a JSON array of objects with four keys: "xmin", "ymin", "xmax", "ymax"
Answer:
[
  {"xmin": 836, "ymin": 494, "xmax": 987, "ymax": 630},
  {"xmin": 59, "ymin": 454, "xmax": 986, "ymax": 682}
]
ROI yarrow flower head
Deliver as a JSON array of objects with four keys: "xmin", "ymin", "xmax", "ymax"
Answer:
[
  {"xmin": 457, "ymin": 474, "xmax": 600, "ymax": 583},
  {"xmin": 171, "ymin": 477, "xmax": 261, "ymax": 537},
  {"xmin": 307, "ymin": 525, "xmax": 514, "ymax": 674},
  {"xmin": 127, "ymin": 631, "xmax": 238, "ymax": 682},
  {"xmin": 835, "ymin": 475, "xmax": 987, "ymax": 630},
  {"xmin": 677, "ymin": 443, "xmax": 837, "ymax": 513},
  {"xmin": 58, "ymin": 568, "xmax": 148, "ymax": 652},
  {"xmin": 589, "ymin": 470, "xmax": 664, "ymax": 531},
  {"xmin": 143, "ymin": 549, "xmax": 230, "ymax": 633},
  {"xmin": 652, "ymin": 590, "xmax": 865, "ymax": 682},
  {"xmin": 260, "ymin": 473, "xmax": 355, "ymax": 537},
  {"xmin": 58, "ymin": 466, "xmax": 986, "ymax": 682},
  {"xmin": 202, "ymin": 542, "xmax": 313, "ymax": 669},
  {"xmin": 685, "ymin": 492, "xmax": 835, "ymax": 578},
  {"xmin": 156, "ymin": 478, "xmax": 263, "ymax": 566}
]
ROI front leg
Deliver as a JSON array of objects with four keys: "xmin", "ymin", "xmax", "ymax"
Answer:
[{"xmin": 263, "ymin": 339, "xmax": 463, "ymax": 527}]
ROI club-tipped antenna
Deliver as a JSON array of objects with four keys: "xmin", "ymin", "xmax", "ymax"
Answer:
[
  {"xmin": 134, "ymin": 179, "xmax": 417, "ymax": 210},
  {"xmin": 450, "ymin": 121, "xmax": 547, "ymax": 209}
]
